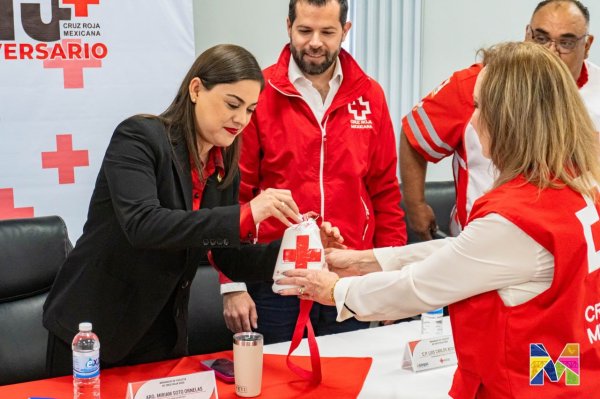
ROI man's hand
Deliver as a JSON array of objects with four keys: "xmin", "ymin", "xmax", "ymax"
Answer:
[
  {"xmin": 319, "ymin": 221, "xmax": 347, "ymax": 250},
  {"xmin": 400, "ymin": 131, "xmax": 438, "ymax": 241},
  {"xmin": 406, "ymin": 201, "xmax": 437, "ymax": 241},
  {"xmin": 222, "ymin": 291, "xmax": 257, "ymax": 332}
]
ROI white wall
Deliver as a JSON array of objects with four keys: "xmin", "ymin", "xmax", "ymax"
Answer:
[
  {"xmin": 193, "ymin": 0, "xmax": 288, "ymax": 68},
  {"xmin": 421, "ymin": 0, "xmax": 600, "ymax": 180},
  {"xmin": 421, "ymin": 0, "xmax": 600, "ymax": 95}
]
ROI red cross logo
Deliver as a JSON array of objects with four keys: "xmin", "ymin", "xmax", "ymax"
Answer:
[
  {"xmin": 0, "ymin": 188, "xmax": 34, "ymax": 220},
  {"xmin": 282, "ymin": 235, "xmax": 322, "ymax": 269},
  {"xmin": 62, "ymin": 0, "xmax": 99, "ymax": 17},
  {"xmin": 575, "ymin": 199, "xmax": 600, "ymax": 274},
  {"xmin": 348, "ymin": 96, "xmax": 371, "ymax": 121},
  {"xmin": 42, "ymin": 134, "xmax": 89, "ymax": 184},
  {"xmin": 43, "ymin": 39, "xmax": 102, "ymax": 89}
]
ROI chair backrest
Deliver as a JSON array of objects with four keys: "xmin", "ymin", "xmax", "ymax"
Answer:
[
  {"xmin": 402, "ymin": 181, "xmax": 456, "ymax": 244},
  {"xmin": 0, "ymin": 216, "xmax": 72, "ymax": 385},
  {"xmin": 187, "ymin": 263, "xmax": 232, "ymax": 355}
]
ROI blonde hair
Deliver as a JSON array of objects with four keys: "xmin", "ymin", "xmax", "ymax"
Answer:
[{"xmin": 479, "ymin": 41, "xmax": 600, "ymax": 197}]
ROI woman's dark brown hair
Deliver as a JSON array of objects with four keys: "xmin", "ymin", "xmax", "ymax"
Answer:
[{"xmin": 159, "ymin": 44, "xmax": 264, "ymax": 189}]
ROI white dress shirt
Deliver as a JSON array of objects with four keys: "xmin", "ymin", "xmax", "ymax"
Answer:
[
  {"xmin": 334, "ymin": 213, "xmax": 554, "ymax": 321},
  {"xmin": 288, "ymin": 54, "xmax": 343, "ymax": 124}
]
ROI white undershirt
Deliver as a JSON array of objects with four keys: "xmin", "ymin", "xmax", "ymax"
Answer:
[
  {"xmin": 288, "ymin": 54, "xmax": 343, "ymax": 124},
  {"xmin": 334, "ymin": 213, "xmax": 554, "ymax": 322}
]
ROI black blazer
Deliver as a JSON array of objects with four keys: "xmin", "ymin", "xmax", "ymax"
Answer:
[{"xmin": 43, "ymin": 116, "xmax": 277, "ymax": 363}]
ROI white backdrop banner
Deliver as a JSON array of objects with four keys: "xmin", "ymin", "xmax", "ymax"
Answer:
[{"xmin": 0, "ymin": 0, "xmax": 194, "ymax": 240}]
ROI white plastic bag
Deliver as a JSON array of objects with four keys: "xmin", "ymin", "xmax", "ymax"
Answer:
[{"xmin": 272, "ymin": 218, "xmax": 324, "ymax": 293}]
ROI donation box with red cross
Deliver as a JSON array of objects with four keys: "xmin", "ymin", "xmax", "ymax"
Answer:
[{"xmin": 272, "ymin": 219, "xmax": 324, "ymax": 293}]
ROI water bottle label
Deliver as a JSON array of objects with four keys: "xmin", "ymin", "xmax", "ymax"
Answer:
[{"xmin": 73, "ymin": 350, "xmax": 100, "ymax": 378}]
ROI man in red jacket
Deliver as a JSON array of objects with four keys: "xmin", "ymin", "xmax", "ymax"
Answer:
[{"xmin": 219, "ymin": 0, "xmax": 407, "ymax": 344}]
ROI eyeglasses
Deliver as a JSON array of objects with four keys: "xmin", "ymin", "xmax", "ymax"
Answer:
[{"xmin": 528, "ymin": 26, "xmax": 588, "ymax": 54}]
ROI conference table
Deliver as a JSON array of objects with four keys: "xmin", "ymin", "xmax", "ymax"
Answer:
[
  {"xmin": 265, "ymin": 317, "xmax": 455, "ymax": 398},
  {"xmin": 0, "ymin": 318, "xmax": 455, "ymax": 399}
]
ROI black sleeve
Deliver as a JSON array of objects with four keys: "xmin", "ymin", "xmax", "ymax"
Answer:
[
  {"xmin": 103, "ymin": 116, "xmax": 240, "ymax": 250},
  {"xmin": 211, "ymin": 239, "xmax": 282, "ymax": 282}
]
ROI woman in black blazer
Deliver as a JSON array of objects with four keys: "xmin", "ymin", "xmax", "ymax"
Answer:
[{"xmin": 43, "ymin": 44, "xmax": 325, "ymax": 376}]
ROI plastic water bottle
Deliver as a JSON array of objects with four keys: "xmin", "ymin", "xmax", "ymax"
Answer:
[
  {"xmin": 421, "ymin": 308, "xmax": 444, "ymax": 337},
  {"xmin": 72, "ymin": 322, "xmax": 100, "ymax": 399}
]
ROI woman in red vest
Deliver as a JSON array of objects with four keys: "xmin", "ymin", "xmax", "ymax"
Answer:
[{"xmin": 278, "ymin": 41, "xmax": 600, "ymax": 398}]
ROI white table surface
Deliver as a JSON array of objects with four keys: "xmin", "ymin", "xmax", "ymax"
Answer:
[{"xmin": 264, "ymin": 317, "xmax": 455, "ymax": 399}]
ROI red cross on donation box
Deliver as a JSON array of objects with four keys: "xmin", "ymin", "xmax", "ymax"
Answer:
[{"xmin": 283, "ymin": 235, "xmax": 322, "ymax": 269}]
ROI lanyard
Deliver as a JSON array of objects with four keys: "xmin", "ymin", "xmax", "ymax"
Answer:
[{"xmin": 286, "ymin": 298, "xmax": 322, "ymax": 384}]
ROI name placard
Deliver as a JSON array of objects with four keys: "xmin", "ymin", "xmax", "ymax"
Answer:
[
  {"xmin": 402, "ymin": 334, "xmax": 457, "ymax": 372},
  {"xmin": 125, "ymin": 370, "xmax": 218, "ymax": 399}
]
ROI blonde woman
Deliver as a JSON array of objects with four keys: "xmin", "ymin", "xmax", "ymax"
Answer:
[{"xmin": 278, "ymin": 42, "xmax": 600, "ymax": 397}]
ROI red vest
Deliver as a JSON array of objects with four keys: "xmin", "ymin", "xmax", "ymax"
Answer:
[{"xmin": 449, "ymin": 176, "xmax": 600, "ymax": 398}]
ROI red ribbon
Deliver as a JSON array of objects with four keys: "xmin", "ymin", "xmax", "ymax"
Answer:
[
  {"xmin": 286, "ymin": 299, "xmax": 322, "ymax": 384},
  {"xmin": 284, "ymin": 234, "xmax": 322, "ymax": 384}
]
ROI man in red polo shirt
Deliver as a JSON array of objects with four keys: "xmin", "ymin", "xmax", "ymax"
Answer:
[{"xmin": 401, "ymin": 0, "xmax": 599, "ymax": 241}]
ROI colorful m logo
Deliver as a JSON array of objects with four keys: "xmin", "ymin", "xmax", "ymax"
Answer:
[{"xmin": 529, "ymin": 343, "xmax": 580, "ymax": 386}]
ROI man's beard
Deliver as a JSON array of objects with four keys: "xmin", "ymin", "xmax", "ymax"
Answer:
[{"xmin": 290, "ymin": 43, "xmax": 339, "ymax": 75}]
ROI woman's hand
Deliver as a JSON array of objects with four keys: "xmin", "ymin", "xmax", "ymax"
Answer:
[
  {"xmin": 277, "ymin": 269, "xmax": 339, "ymax": 306},
  {"xmin": 222, "ymin": 291, "xmax": 257, "ymax": 333},
  {"xmin": 319, "ymin": 221, "xmax": 347, "ymax": 250},
  {"xmin": 250, "ymin": 188, "xmax": 302, "ymax": 226},
  {"xmin": 325, "ymin": 248, "xmax": 381, "ymax": 277}
]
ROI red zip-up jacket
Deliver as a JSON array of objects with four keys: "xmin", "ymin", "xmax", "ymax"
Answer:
[{"xmin": 239, "ymin": 46, "xmax": 406, "ymax": 249}]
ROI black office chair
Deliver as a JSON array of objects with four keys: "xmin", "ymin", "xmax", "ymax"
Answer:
[
  {"xmin": 0, "ymin": 216, "xmax": 72, "ymax": 385},
  {"xmin": 187, "ymin": 262, "xmax": 232, "ymax": 355},
  {"xmin": 402, "ymin": 180, "xmax": 456, "ymax": 244}
]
